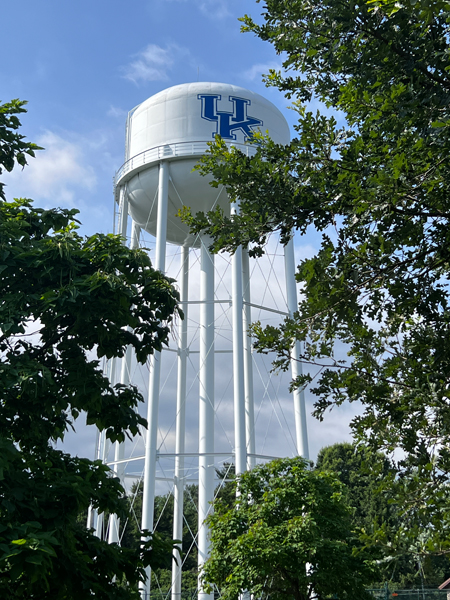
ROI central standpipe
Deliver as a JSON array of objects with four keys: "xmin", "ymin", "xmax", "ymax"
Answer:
[{"xmin": 197, "ymin": 237, "xmax": 215, "ymax": 600}]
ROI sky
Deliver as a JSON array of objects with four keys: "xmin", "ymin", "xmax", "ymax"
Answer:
[{"xmin": 2, "ymin": 0, "xmax": 358, "ymax": 471}]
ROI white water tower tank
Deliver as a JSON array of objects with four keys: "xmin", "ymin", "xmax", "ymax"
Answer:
[
  {"xmin": 115, "ymin": 82, "xmax": 290, "ymax": 247},
  {"xmin": 108, "ymin": 83, "xmax": 309, "ymax": 600}
]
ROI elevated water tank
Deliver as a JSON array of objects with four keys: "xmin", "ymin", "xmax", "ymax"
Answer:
[{"xmin": 114, "ymin": 82, "xmax": 290, "ymax": 247}]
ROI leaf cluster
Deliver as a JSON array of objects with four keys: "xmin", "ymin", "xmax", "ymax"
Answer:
[
  {"xmin": 185, "ymin": 0, "xmax": 450, "ymax": 570},
  {"xmin": 0, "ymin": 99, "xmax": 42, "ymax": 201},
  {"xmin": 0, "ymin": 102, "xmax": 181, "ymax": 598},
  {"xmin": 202, "ymin": 457, "xmax": 375, "ymax": 600}
]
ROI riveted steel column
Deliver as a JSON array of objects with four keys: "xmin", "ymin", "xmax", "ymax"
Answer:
[
  {"xmin": 171, "ymin": 246, "xmax": 189, "ymax": 600},
  {"xmin": 140, "ymin": 162, "xmax": 169, "ymax": 599},
  {"xmin": 284, "ymin": 236, "xmax": 309, "ymax": 460},
  {"xmin": 198, "ymin": 236, "xmax": 215, "ymax": 600}
]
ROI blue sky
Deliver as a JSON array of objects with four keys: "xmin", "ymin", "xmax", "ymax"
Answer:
[
  {"xmin": 2, "ymin": 0, "xmax": 295, "ymax": 236},
  {"xmin": 2, "ymin": 0, "xmax": 357, "ymax": 463}
]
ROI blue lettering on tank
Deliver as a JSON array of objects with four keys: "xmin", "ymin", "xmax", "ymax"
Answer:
[{"xmin": 198, "ymin": 94, "xmax": 263, "ymax": 141}]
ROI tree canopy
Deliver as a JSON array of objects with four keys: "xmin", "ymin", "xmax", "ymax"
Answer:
[
  {"xmin": 315, "ymin": 444, "xmax": 393, "ymax": 536},
  {"xmin": 0, "ymin": 100, "xmax": 181, "ymax": 598},
  {"xmin": 201, "ymin": 457, "xmax": 375, "ymax": 600},
  {"xmin": 315, "ymin": 444, "xmax": 450, "ymax": 587},
  {"xmin": 0, "ymin": 99, "xmax": 41, "ymax": 202},
  {"xmin": 183, "ymin": 0, "xmax": 450, "ymax": 567},
  {"xmin": 121, "ymin": 481, "xmax": 199, "ymax": 576}
]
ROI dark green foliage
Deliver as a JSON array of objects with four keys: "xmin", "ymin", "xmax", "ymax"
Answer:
[
  {"xmin": 0, "ymin": 101, "xmax": 180, "ymax": 598},
  {"xmin": 316, "ymin": 444, "xmax": 450, "ymax": 588},
  {"xmin": 202, "ymin": 457, "xmax": 376, "ymax": 600},
  {"xmin": 0, "ymin": 99, "xmax": 41, "ymax": 201},
  {"xmin": 121, "ymin": 482, "xmax": 199, "ymax": 588},
  {"xmin": 315, "ymin": 443, "xmax": 450, "ymax": 590},
  {"xmin": 184, "ymin": 0, "xmax": 450, "ymax": 569},
  {"xmin": 315, "ymin": 443, "xmax": 393, "ymax": 534},
  {"xmin": 214, "ymin": 463, "xmax": 236, "ymax": 511}
]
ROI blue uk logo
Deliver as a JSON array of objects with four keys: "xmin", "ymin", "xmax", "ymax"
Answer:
[{"xmin": 198, "ymin": 94, "xmax": 263, "ymax": 141}]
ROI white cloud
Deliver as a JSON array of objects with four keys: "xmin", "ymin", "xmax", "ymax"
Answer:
[
  {"xmin": 295, "ymin": 242, "xmax": 318, "ymax": 264},
  {"xmin": 162, "ymin": 0, "xmax": 231, "ymax": 19},
  {"xmin": 243, "ymin": 61, "xmax": 282, "ymax": 82},
  {"xmin": 196, "ymin": 0, "xmax": 230, "ymax": 18},
  {"xmin": 3, "ymin": 131, "xmax": 97, "ymax": 205},
  {"xmin": 121, "ymin": 43, "xmax": 190, "ymax": 84},
  {"xmin": 107, "ymin": 105, "xmax": 128, "ymax": 119}
]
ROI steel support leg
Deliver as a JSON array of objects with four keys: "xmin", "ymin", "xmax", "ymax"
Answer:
[
  {"xmin": 198, "ymin": 237, "xmax": 215, "ymax": 600},
  {"xmin": 284, "ymin": 236, "xmax": 309, "ymax": 460}
]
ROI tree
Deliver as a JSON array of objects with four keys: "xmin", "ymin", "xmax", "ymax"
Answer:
[
  {"xmin": 121, "ymin": 481, "xmax": 199, "ymax": 575},
  {"xmin": 0, "ymin": 99, "xmax": 41, "ymax": 202},
  {"xmin": 315, "ymin": 444, "xmax": 393, "ymax": 536},
  {"xmin": 202, "ymin": 457, "xmax": 375, "ymax": 600},
  {"xmin": 214, "ymin": 462, "xmax": 236, "ymax": 511},
  {"xmin": 0, "ymin": 100, "xmax": 181, "ymax": 598},
  {"xmin": 183, "ymin": 0, "xmax": 450, "ymax": 565},
  {"xmin": 316, "ymin": 444, "xmax": 450, "ymax": 587}
]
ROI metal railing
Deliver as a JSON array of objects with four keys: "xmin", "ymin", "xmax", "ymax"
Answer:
[{"xmin": 113, "ymin": 140, "xmax": 257, "ymax": 198}]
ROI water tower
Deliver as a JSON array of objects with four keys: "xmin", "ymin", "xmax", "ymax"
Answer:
[{"xmin": 102, "ymin": 83, "xmax": 309, "ymax": 600}]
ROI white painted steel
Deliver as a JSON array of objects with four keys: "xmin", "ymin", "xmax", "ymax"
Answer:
[
  {"xmin": 94, "ymin": 357, "xmax": 115, "ymax": 539},
  {"xmin": 242, "ymin": 250, "xmax": 256, "ymax": 470},
  {"xmin": 198, "ymin": 237, "xmax": 215, "ymax": 600},
  {"xmin": 92, "ymin": 357, "xmax": 115, "ymax": 539},
  {"xmin": 108, "ymin": 222, "xmax": 140, "ymax": 544},
  {"xmin": 119, "ymin": 187, "xmax": 128, "ymax": 240},
  {"xmin": 95, "ymin": 434, "xmax": 108, "ymax": 536},
  {"xmin": 95, "ymin": 510, "xmax": 104, "ymax": 540},
  {"xmin": 140, "ymin": 164, "xmax": 169, "ymax": 599},
  {"xmin": 284, "ymin": 237, "xmax": 310, "ymax": 460},
  {"xmin": 115, "ymin": 141, "xmax": 255, "ymax": 193},
  {"xmin": 105, "ymin": 83, "xmax": 312, "ymax": 600},
  {"xmin": 131, "ymin": 220, "xmax": 141, "ymax": 250},
  {"xmin": 107, "ymin": 435, "xmax": 124, "ymax": 544},
  {"xmin": 115, "ymin": 82, "xmax": 290, "ymax": 247},
  {"xmin": 231, "ymin": 204, "xmax": 247, "ymax": 477},
  {"xmin": 127, "ymin": 83, "xmax": 289, "ymax": 155},
  {"xmin": 140, "ymin": 352, "xmax": 161, "ymax": 600},
  {"xmin": 155, "ymin": 162, "xmax": 169, "ymax": 270},
  {"xmin": 171, "ymin": 246, "xmax": 189, "ymax": 600}
]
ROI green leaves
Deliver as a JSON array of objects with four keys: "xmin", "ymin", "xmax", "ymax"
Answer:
[
  {"xmin": 0, "ymin": 100, "xmax": 42, "ymax": 200},
  {"xmin": 0, "ymin": 102, "xmax": 180, "ymax": 598},
  {"xmin": 202, "ymin": 458, "xmax": 375, "ymax": 600},
  {"xmin": 0, "ymin": 198, "xmax": 180, "ymax": 449},
  {"xmin": 186, "ymin": 0, "xmax": 450, "ymax": 575}
]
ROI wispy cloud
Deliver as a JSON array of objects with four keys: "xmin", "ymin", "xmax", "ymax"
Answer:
[
  {"xmin": 121, "ymin": 43, "xmax": 188, "ymax": 84},
  {"xmin": 162, "ymin": 0, "xmax": 231, "ymax": 19},
  {"xmin": 196, "ymin": 0, "xmax": 231, "ymax": 18},
  {"xmin": 243, "ymin": 61, "xmax": 282, "ymax": 82},
  {"xmin": 107, "ymin": 105, "xmax": 128, "ymax": 119}
]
